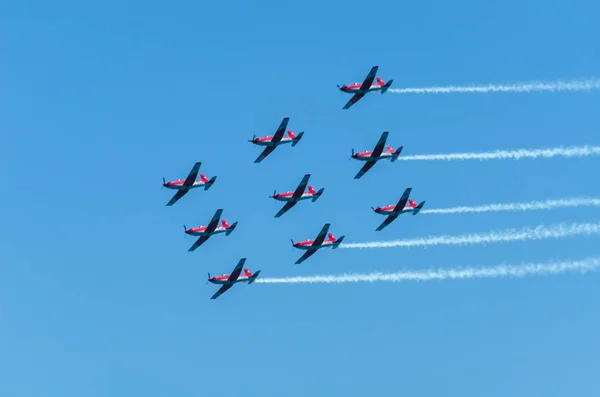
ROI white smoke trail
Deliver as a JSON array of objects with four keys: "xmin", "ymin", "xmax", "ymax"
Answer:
[
  {"xmin": 421, "ymin": 197, "xmax": 600, "ymax": 215},
  {"xmin": 340, "ymin": 221, "xmax": 600, "ymax": 249},
  {"xmin": 388, "ymin": 78, "xmax": 600, "ymax": 94},
  {"xmin": 256, "ymin": 257, "xmax": 600, "ymax": 284},
  {"xmin": 396, "ymin": 145, "xmax": 600, "ymax": 161}
]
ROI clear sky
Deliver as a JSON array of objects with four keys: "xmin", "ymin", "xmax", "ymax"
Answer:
[{"xmin": 2, "ymin": 1, "xmax": 600, "ymax": 396}]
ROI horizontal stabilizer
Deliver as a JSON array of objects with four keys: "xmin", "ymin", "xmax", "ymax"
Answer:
[
  {"xmin": 381, "ymin": 79, "xmax": 393, "ymax": 94},
  {"xmin": 413, "ymin": 201, "xmax": 425, "ymax": 215},
  {"xmin": 391, "ymin": 146, "xmax": 403, "ymax": 162},
  {"xmin": 248, "ymin": 270, "xmax": 261, "ymax": 284},
  {"xmin": 312, "ymin": 188, "xmax": 325, "ymax": 202},
  {"xmin": 225, "ymin": 221, "xmax": 238, "ymax": 236},
  {"xmin": 291, "ymin": 131, "xmax": 304, "ymax": 147},
  {"xmin": 204, "ymin": 176, "xmax": 217, "ymax": 190},
  {"xmin": 332, "ymin": 235, "xmax": 345, "ymax": 249}
]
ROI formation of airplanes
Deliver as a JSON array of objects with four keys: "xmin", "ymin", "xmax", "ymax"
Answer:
[{"xmin": 161, "ymin": 66, "xmax": 425, "ymax": 299}]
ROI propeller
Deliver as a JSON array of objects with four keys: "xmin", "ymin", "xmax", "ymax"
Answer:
[
  {"xmin": 162, "ymin": 177, "xmax": 165, "ymax": 190},
  {"xmin": 207, "ymin": 272, "xmax": 210, "ymax": 285},
  {"xmin": 270, "ymin": 189, "xmax": 277, "ymax": 198},
  {"xmin": 249, "ymin": 134, "xmax": 256, "ymax": 142}
]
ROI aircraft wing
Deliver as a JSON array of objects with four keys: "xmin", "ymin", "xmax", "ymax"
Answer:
[
  {"xmin": 205, "ymin": 208, "xmax": 224, "ymax": 234},
  {"xmin": 166, "ymin": 189, "xmax": 188, "ymax": 206},
  {"xmin": 376, "ymin": 213, "xmax": 399, "ymax": 231},
  {"xmin": 312, "ymin": 223, "xmax": 331, "ymax": 247},
  {"xmin": 393, "ymin": 187, "xmax": 412, "ymax": 212},
  {"xmin": 359, "ymin": 66, "xmax": 378, "ymax": 91},
  {"xmin": 183, "ymin": 162, "xmax": 202, "ymax": 187},
  {"xmin": 295, "ymin": 248, "xmax": 317, "ymax": 265},
  {"xmin": 354, "ymin": 160, "xmax": 376, "ymax": 179},
  {"xmin": 188, "ymin": 235, "xmax": 210, "ymax": 251},
  {"xmin": 371, "ymin": 131, "xmax": 389, "ymax": 157},
  {"xmin": 210, "ymin": 283, "xmax": 233, "ymax": 300},
  {"xmin": 227, "ymin": 258, "xmax": 246, "ymax": 282},
  {"xmin": 272, "ymin": 117, "xmax": 290, "ymax": 143},
  {"xmin": 342, "ymin": 92, "xmax": 365, "ymax": 110},
  {"xmin": 275, "ymin": 200, "xmax": 297, "ymax": 218},
  {"xmin": 254, "ymin": 146, "xmax": 277, "ymax": 163},
  {"xmin": 292, "ymin": 174, "xmax": 311, "ymax": 199}
]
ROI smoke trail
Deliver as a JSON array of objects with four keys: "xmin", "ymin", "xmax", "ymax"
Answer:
[
  {"xmin": 421, "ymin": 197, "xmax": 600, "ymax": 215},
  {"xmin": 256, "ymin": 257, "xmax": 600, "ymax": 284},
  {"xmin": 388, "ymin": 78, "xmax": 600, "ymax": 94},
  {"xmin": 396, "ymin": 145, "xmax": 600, "ymax": 161},
  {"xmin": 339, "ymin": 221, "xmax": 600, "ymax": 249}
]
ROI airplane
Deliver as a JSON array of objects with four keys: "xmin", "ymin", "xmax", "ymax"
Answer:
[
  {"xmin": 372, "ymin": 187, "xmax": 426, "ymax": 231},
  {"xmin": 249, "ymin": 117, "xmax": 304, "ymax": 163},
  {"xmin": 338, "ymin": 66, "xmax": 394, "ymax": 110},
  {"xmin": 208, "ymin": 258, "xmax": 261, "ymax": 300},
  {"xmin": 270, "ymin": 174, "xmax": 324, "ymax": 218},
  {"xmin": 351, "ymin": 131, "xmax": 403, "ymax": 179},
  {"xmin": 184, "ymin": 208, "xmax": 238, "ymax": 252},
  {"xmin": 291, "ymin": 223, "xmax": 345, "ymax": 264},
  {"xmin": 163, "ymin": 161, "xmax": 217, "ymax": 206}
]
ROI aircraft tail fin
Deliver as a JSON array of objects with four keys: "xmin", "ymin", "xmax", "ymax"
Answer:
[
  {"xmin": 381, "ymin": 79, "xmax": 393, "ymax": 94},
  {"xmin": 291, "ymin": 131, "xmax": 304, "ymax": 147},
  {"xmin": 204, "ymin": 176, "xmax": 217, "ymax": 190},
  {"xmin": 413, "ymin": 201, "xmax": 425, "ymax": 215},
  {"xmin": 248, "ymin": 270, "xmax": 261, "ymax": 284},
  {"xmin": 225, "ymin": 221, "xmax": 238, "ymax": 236},
  {"xmin": 332, "ymin": 235, "xmax": 345, "ymax": 249},
  {"xmin": 391, "ymin": 146, "xmax": 403, "ymax": 162},
  {"xmin": 312, "ymin": 188, "xmax": 325, "ymax": 202}
]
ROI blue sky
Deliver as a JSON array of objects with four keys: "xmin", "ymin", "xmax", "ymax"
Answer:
[{"xmin": 2, "ymin": 0, "xmax": 600, "ymax": 395}]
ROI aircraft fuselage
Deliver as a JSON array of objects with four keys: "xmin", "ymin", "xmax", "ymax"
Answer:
[
  {"xmin": 374, "ymin": 205, "xmax": 416, "ymax": 216},
  {"xmin": 272, "ymin": 192, "xmax": 316, "ymax": 202},
  {"xmin": 185, "ymin": 226, "xmax": 229, "ymax": 236},
  {"xmin": 340, "ymin": 83, "xmax": 386, "ymax": 94},
  {"xmin": 293, "ymin": 240, "xmax": 337, "ymax": 250},
  {"xmin": 250, "ymin": 136, "xmax": 295, "ymax": 146},
  {"xmin": 208, "ymin": 275, "xmax": 253, "ymax": 285},
  {"xmin": 163, "ymin": 180, "xmax": 207, "ymax": 190},
  {"xmin": 352, "ymin": 152, "xmax": 395, "ymax": 161}
]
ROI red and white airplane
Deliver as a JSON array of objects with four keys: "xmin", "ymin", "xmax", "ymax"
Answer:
[
  {"xmin": 270, "ymin": 173, "xmax": 324, "ymax": 218},
  {"xmin": 163, "ymin": 161, "xmax": 217, "ymax": 206},
  {"xmin": 208, "ymin": 258, "xmax": 261, "ymax": 300},
  {"xmin": 338, "ymin": 66, "xmax": 394, "ymax": 110},
  {"xmin": 249, "ymin": 117, "xmax": 304, "ymax": 163},
  {"xmin": 291, "ymin": 223, "xmax": 345, "ymax": 264},
  {"xmin": 372, "ymin": 187, "xmax": 426, "ymax": 231},
  {"xmin": 351, "ymin": 131, "xmax": 403, "ymax": 179},
  {"xmin": 184, "ymin": 208, "xmax": 238, "ymax": 251}
]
